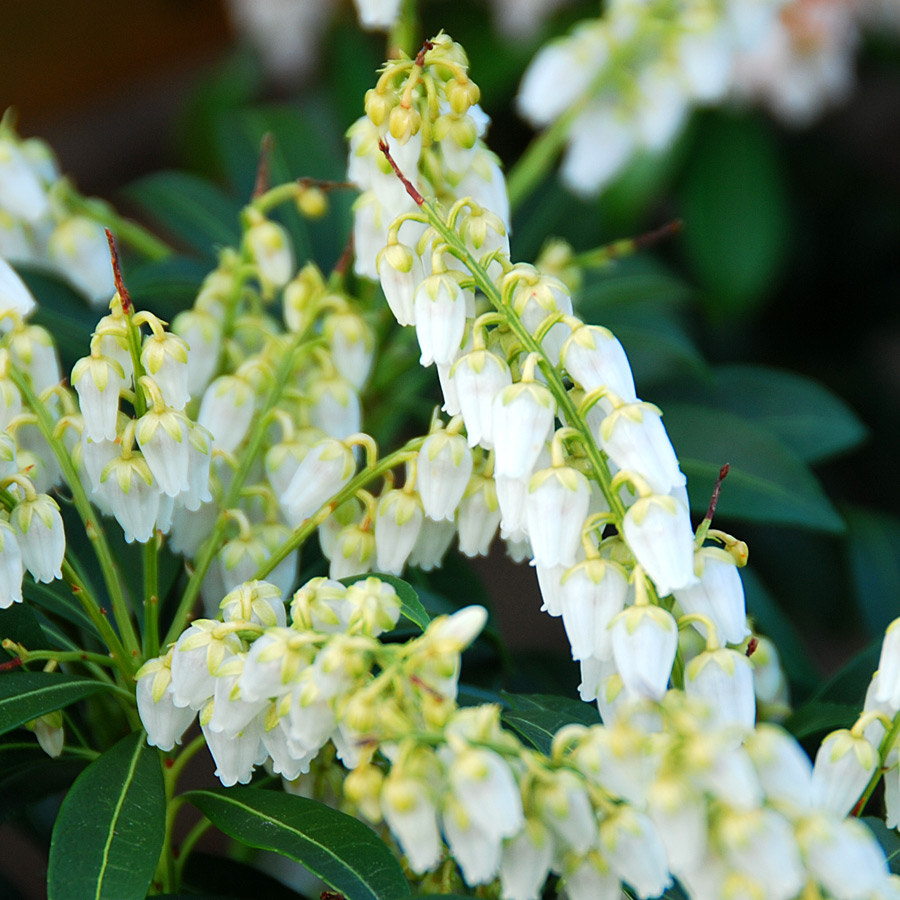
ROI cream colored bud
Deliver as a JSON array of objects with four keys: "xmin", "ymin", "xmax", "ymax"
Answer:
[
  {"xmin": 297, "ymin": 186, "xmax": 328, "ymax": 220},
  {"xmin": 388, "ymin": 105, "xmax": 421, "ymax": 143},
  {"xmin": 365, "ymin": 88, "xmax": 393, "ymax": 127}
]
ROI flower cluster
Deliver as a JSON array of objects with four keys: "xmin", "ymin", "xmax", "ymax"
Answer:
[
  {"xmin": 515, "ymin": 0, "xmax": 900, "ymax": 196},
  {"xmin": 0, "ymin": 114, "xmax": 115, "ymax": 305}
]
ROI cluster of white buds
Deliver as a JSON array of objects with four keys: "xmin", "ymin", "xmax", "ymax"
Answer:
[
  {"xmin": 349, "ymin": 33, "xmax": 781, "ymax": 735},
  {"xmin": 348, "ymin": 33, "xmax": 509, "ymax": 283},
  {"xmin": 0, "ymin": 263, "xmax": 66, "ymax": 606},
  {"xmin": 0, "ymin": 114, "xmax": 115, "ymax": 306},
  {"xmin": 137, "ymin": 575, "xmax": 484, "ymax": 785}
]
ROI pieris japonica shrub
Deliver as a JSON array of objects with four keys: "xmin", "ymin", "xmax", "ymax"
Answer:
[{"xmin": 1, "ymin": 6, "xmax": 899, "ymax": 900}]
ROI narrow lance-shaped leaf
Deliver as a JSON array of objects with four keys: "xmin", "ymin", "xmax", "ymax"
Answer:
[
  {"xmin": 0, "ymin": 672, "xmax": 111, "ymax": 736},
  {"xmin": 186, "ymin": 787, "xmax": 412, "ymax": 900},
  {"xmin": 48, "ymin": 732, "xmax": 166, "ymax": 900}
]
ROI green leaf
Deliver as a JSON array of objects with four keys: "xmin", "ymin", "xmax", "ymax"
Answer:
[
  {"xmin": 23, "ymin": 577, "xmax": 102, "ymax": 641},
  {"xmin": 0, "ymin": 672, "xmax": 111, "ymax": 736},
  {"xmin": 784, "ymin": 700, "xmax": 860, "ymax": 741},
  {"xmin": 663, "ymin": 403, "xmax": 844, "ymax": 532},
  {"xmin": 180, "ymin": 851, "xmax": 309, "ymax": 900},
  {"xmin": 741, "ymin": 569, "xmax": 819, "ymax": 693},
  {"xmin": 123, "ymin": 170, "xmax": 242, "ymax": 261},
  {"xmin": 339, "ymin": 573, "xmax": 432, "ymax": 632},
  {"xmin": 48, "ymin": 733, "xmax": 166, "ymax": 900},
  {"xmin": 807, "ymin": 639, "xmax": 880, "ymax": 708},
  {"xmin": 707, "ymin": 365, "xmax": 867, "ymax": 464},
  {"xmin": 845, "ymin": 507, "xmax": 900, "ymax": 638},
  {"xmin": 186, "ymin": 787, "xmax": 411, "ymax": 900},
  {"xmin": 0, "ymin": 749, "xmax": 88, "ymax": 822},
  {"xmin": 16, "ymin": 266, "xmax": 97, "ymax": 371},
  {"xmin": 679, "ymin": 112, "xmax": 789, "ymax": 316},
  {"xmin": 0, "ymin": 603, "xmax": 48, "ymax": 654},
  {"xmin": 501, "ymin": 692, "xmax": 600, "ymax": 754},
  {"xmin": 126, "ymin": 255, "xmax": 209, "ymax": 320}
]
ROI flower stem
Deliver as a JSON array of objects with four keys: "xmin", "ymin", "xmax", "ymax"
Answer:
[
  {"xmin": 143, "ymin": 536, "xmax": 160, "ymax": 659},
  {"xmin": 8, "ymin": 367, "xmax": 141, "ymax": 671},
  {"xmin": 855, "ymin": 708, "xmax": 900, "ymax": 815}
]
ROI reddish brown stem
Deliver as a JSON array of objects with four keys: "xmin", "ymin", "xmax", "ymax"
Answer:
[
  {"xmin": 0, "ymin": 657, "xmax": 23, "ymax": 673},
  {"xmin": 378, "ymin": 139, "xmax": 423, "ymax": 206},
  {"xmin": 414, "ymin": 39, "xmax": 435, "ymax": 68},
  {"xmin": 705, "ymin": 463, "xmax": 730, "ymax": 524},
  {"xmin": 105, "ymin": 228, "xmax": 132, "ymax": 313},
  {"xmin": 632, "ymin": 218, "xmax": 683, "ymax": 251}
]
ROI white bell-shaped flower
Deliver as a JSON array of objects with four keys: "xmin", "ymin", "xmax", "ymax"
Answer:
[
  {"xmin": 457, "ymin": 473, "xmax": 501, "ymax": 558},
  {"xmin": 47, "ymin": 217, "xmax": 116, "ymax": 305},
  {"xmin": 799, "ymin": 814, "xmax": 889, "ymax": 900},
  {"xmin": 71, "ymin": 354, "xmax": 125, "ymax": 442},
  {"xmin": 525, "ymin": 465, "xmax": 590, "ymax": 568},
  {"xmin": 181, "ymin": 424, "xmax": 213, "ymax": 511},
  {"xmin": 452, "ymin": 348, "xmax": 512, "ymax": 449},
  {"xmin": 875, "ymin": 617, "xmax": 900, "ymax": 709},
  {"xmin": 560, "ymin": 323, "xmax": 636, "ymax": 402},
  {"xmin": 351, "ymin": 192, "xmax": 385, "ymax": 281},
  {"xmin": 449, "ymin": 747, "xmax": 524, "ymax": 842},
  {"xmin": 329, "ymin": 522, "xmax": 376, "ymax": 580},
  {"xmin": 353, "ymin": 0, "xmax": 403, "ymax": 31},
  {"xmin": 647, "ymin": 777, "xmax": 708, "ymax": 875},
  {"xmin": 810, "ymin": 728, "xmax": 878, "ymax": 817},
  {"xmin": 207, "ymin": 658, "xmax": 269, "ymax": 737},
  {"xmin": 375, "ymin": 488, "xmax": 424, "ymax": 575},
  {"xmin": 416, "ymin": 430, "xmax": 473, "ymax": 521},
  {"xmin": 170, "ymin": 620, "xmax": 243, "ymax": 710},
  {"xmin": 11, "ymin": 492, "xmax": 64, "ymax": 583},
  {"xmin": 598, "ymin": 402, "xmax": 685, "ymax": 496},
  {"xmin": 220, "ymin": 580, "xmax": 286, "ymax": 629},
  {"xmin": 622, "ymin": 493, "xmax": 697, "ymax": 597},
  {"xmin": 282, "ymin": 438, "xmax": 356, "ymax": 525},
  {"xmin": 239, "ymin": 627, "xmax": 309, "ymax": 703},
  {"xmin": 245, "ymin": 218, "xmax": 294, "ymax": 293},
  {"xmin": 135, "ymin": 406, "xmax": 191, "ymax": 498},
  {"xmin": 600, "ymin": 807, "xmax": 672, "ymax": 900},
  {"xmin": 100, "ymin": 454, "xmax": 161, "ymax": 544},
  {"xmin": 674, "ymin": 546, "xmax": 749, "ymax": 646},
  {"xmin": 0, "ymin": 519, "xmax": 24, "ymax": 608},
  {"xmin": 744, "ymin": 723, "xmax": 812, "ymax": 813},
  {"xmin": 559, "ymin": 558, "xmax": 629, "ymax": 661},
  {"xmin": 492, "ymin": 381, "xmax": 556, "ymax": 479},
  {"xmin": 381, "ymin": 774, "xmax": 442, "ymax": 874},
  {"xmin": 716, "ymin": 807, "xmax": 805, "ymax": 900},
  {"xmin": 377, "ymin": 242, "xmax": 422, "ymax": 326},
  {"xmin": 499, "ymin": 820, "xmax": 554, "ymax": 900},
  {"xmin": 198, "ymin": 373, "xmax": 255, "ymax": 452},
  {"xmin": 441, "ymin": 796, "xmax": 501, "ymax": 886},
  {"xmin": 308, "ymin": 376, "xmax": 361, "ymax": 440},
  {"xmin": 561, "ymin": 103, "xmax": 635, "ymax": 197},
  {"xmin": 140, "ymin": 332, "xmax": 190, "ymax": 411},
  {"xmin": 324, "ymin": 311, "xmax": 374, "ymax": 391},
  {"xmin": 685, "ymin": 647, "xmax": 756, "ymax": 733},
  {"xmin": 536, "ymin": 770, "xmax": 597, "ymax": 854},
  {"xmin": 610, "ymin": 604, "xmax": 677, "ymax": 701},
  {"xmin": 8, "ymin": 324, "xmax": 61, "ymax": 395},
  {"xmin": 413, "ymin": 271, "xmax": 468, "ymax": 367},
  {"xmin": 510, "ymin": 270, "xmax": 573, "ymax": 366},
  {"xmin": 408, "ymin": 516, "xmax": 456, "ymax": 572},
  {"xmin": 262, "ymin": 713, "xmax": 315, "ymax": 782},
  {"xmin": 92, "ymin": 315, "xmax": 133, "ymax": 386},
  {"xmin": 202, "ymin": 713, "xmax": 264, "ymax": 787},
  {"xmin": 563, "ymin": 855, "xmax": 620, "ymax": 900},
  {"xmin": 0, "ymin": 139, "xmax": 50, "ymax": 222},
  {"xmin": 136, "ymin": 659, "xmax": 197, "ymax": 751},
  {"xmin": 171, "ymin": 308, "xmax": 222, "ymax": 398},
  {"xmin": 0, "ymin": 258, "xmax": 36, "ymax": 320}
]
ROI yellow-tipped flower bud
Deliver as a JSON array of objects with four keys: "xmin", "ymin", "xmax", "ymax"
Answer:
[{"xmin": 297, "ymin": 186, "xmax": 328, "ymax": 220}]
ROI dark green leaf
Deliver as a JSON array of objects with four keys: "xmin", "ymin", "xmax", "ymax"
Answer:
[
  {"xmin": 741, "ymin": 568, "xmax": 818, "ymax": 693},
  {"xmin": 0, "ymin": 603, "xmax": 48, "ymax": 653},
  {"xmin": 845, "ymin": 507, "xmax": 900, "ymax": 638},
  {"xmin": 708, "ymin": 365, "xmax": 867, "ymax": 463},
  {"xmin": 807, "ymin": 639, "xmax": 880, "ymax": 708},
  {"xmin": 0, "ymin": 672, "xmax": 111, "ymax": 736},
  {"xmin": 501, "ymin": 692, "xmax": 600, "ymax": 753},
  {"xmin": 680, "ymin": 112, "xmax": 789, "ymax": 316},
  {"xmin": 664, "ymin": 403, "xmax": 844, "ymax": 532},
  {"xmin": 23, "ymin": 577, "xmax": 102, "ymax": 641},
  {"xmin": 123, "ymin": 170, "xmax": 242, "ymax": 261},
  {"xmin": 186, "ymin": 787, "xmax": 411, "ymax": 900},
  {"xmin": 180, "ymin": 851, "xmax": 309, "ymax": 900},
  {"xmin": 0, "ymin": 751, "xmax": 88, "ymax": 822},
  {"xmin": 339, "ymin": 573, "xmax": 431, "ymax": 632},
  {"xmin": 126, "ymin": 254, "xmax": 210, "ymax": 320},
  {"xmin": 784, "ymin": 700, "xmax": 859, "ymax": 741},
  {"xmin": 48, "ymin": 733, "xmax": 166, "ymax": 900},
  {"xmin": 576, "ymin": 268, "xmax": 693, "ymax": 313},
  {"xmin": 16, "ymin": 266, "xmax": 97, "ymax": 371}
]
